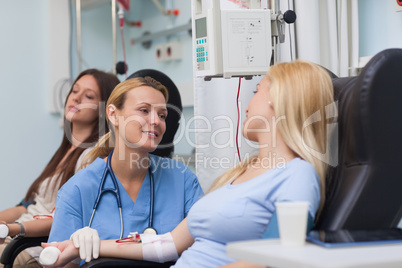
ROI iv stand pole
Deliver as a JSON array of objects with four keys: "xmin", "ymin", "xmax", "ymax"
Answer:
[{"xmin": 112, "ymin": 0, "xmax": 117, "ymax": 75}]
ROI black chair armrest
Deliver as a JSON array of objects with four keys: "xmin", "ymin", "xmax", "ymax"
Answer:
[
  {"xmin": 0, "ymin": 236, "xmax": 48, "ymax": 268},
  {"xmin": 81, "ymin": 258, "xmax": 175, "ymax": 268}
]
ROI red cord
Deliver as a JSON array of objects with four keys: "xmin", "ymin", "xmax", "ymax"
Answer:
[
  {"xmin": 33, "ymin": 215, "xmax": 53, "ymax": 220},
  {"xmin": 236, "ymin": 77, "xmax": 241, "ymax": 163},
  {"xmin": 116, "ymin": 235, "xmax": 141, "ymax": 243},
  {"xmin": 33, "ymin": 208, "xmax": 55, "ymax": 220}
]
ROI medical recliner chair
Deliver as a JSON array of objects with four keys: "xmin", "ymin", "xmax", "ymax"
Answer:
[
  {"xmin": 314, "ymin": 48, "xmax": 402, "ymax": 231},
  {"xmin": 0, "ymin": 69, "xmax": 182, "ymax": 268},
  {"xmin": 82, "ymin": 49, "xmax": 402, "ymax": 267}
]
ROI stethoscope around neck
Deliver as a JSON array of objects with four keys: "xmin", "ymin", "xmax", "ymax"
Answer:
[{"xmin": 88, "ymin": 150, "xmax": 157, "ymax": 239}]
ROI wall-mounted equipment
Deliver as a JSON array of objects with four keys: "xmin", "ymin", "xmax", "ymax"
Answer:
[
  {"xmin": 193, "ymin": 0, "xmax": 272, "ymax": 80},
  {"xmin": 165, "ymin": 41, "xmax": 183, "ymax": 61},
  {"xmin": 396, "ymin": 0, "xmax": 402, "ymax": 12},
  {"xmin": 220, "ymin": 9, "xmax": 272, "ymax": 78},
  {"xmin": 155, "ymin": 42, "xmax": 183, "ymax": 62},
  {"xmin": 152, "ymin": 0, "xmax": 180, "ymax": 16},
  {"xmin": 192, "ymin": 0, "xmax": 296, "ymax": 80},
  {"xmin": 156, "ymin": 44, "xmax": 166, "ymax": 62}
]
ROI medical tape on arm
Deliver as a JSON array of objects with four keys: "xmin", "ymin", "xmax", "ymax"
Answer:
[{"xmin": 140, "ymin": 232, "xmax": 178, "ymax": 263}]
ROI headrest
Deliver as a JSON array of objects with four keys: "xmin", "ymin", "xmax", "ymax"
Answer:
[
  {"xmin": 352, "ymin": 48, "xmax": 402, "ymax": 165},
  {"xmin": 317, "ymin": 48, "xmax": 402, "ymax": 230},
  {"xmin": 127, "ymin": 69, "xmax": 183, "ymax": 158},
  {"xmin": 334, "ymin": 49, "xmax": 402, "ymax": 165}
]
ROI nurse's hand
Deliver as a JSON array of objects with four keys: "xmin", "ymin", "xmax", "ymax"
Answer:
[
  {"xmin": 41, "ymin": 240, "xmax": 79, "ymax": 267},
  {"xmin": 70, "ymin": 226, "xmax": 100, "ymax": 262}
]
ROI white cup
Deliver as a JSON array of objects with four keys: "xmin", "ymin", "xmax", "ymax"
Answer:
[{"xmin": 275, "ymin": 201, "xmax": 309, "ymax": 246}]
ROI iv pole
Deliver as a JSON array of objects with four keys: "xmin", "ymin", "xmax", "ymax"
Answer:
[
  {"xmin": 76, "ymin": 0, "xmax": 82, "ymax": 73},
  {"xmin": 271, "ymin": 0, "xmax": 279, "ymax": 64},
  {"xmin": 112, "ymin": 0, "xmax": 117, "ymax": 75},
  {"xmin": 269, "ymin": 0, "xmax": 296, "ymax": 65}
]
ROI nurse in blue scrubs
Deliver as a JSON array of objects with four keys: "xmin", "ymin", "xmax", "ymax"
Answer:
[{"xmin": 48, "ymin": 77, "xmax": 203, "ymax": 246}]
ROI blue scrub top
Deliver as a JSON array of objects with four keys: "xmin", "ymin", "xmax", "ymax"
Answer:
[
  {"xmin": 173, "ymin": 158, "xmax": 320, "ymax": 268},
  {"xmin": 48, "ymin": 154, "xmax": 203, "ymax": 242}
]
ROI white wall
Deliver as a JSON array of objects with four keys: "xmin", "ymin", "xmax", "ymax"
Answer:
[{"xmin": 0, "ymin": 1, "xmax": 64, "ymax": 210}]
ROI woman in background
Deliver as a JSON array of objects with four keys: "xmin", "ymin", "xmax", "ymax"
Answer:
[
  {"xmin": 42, "ymin": 60, "xmax": 335, "ymax": 268},
  {"xmin": 0, "ymin": 69, "xmax": 119, "ymax": 267}
]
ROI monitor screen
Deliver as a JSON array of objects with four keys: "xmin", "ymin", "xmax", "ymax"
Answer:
[{"xmin": 195, "ymin": 17, "xmax": 207, "ymax": 39}]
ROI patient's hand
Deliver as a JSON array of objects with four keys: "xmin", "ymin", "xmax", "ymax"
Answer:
[{"xmin": 41, "ymin": 240, "xmax": 79, "ymax": 267}]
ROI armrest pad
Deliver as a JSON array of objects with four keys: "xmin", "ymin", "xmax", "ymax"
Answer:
[
  {"xmin": 0, "ymin": 236, "xmax": 48, "ymax": 266},
  {"xmin": 81, "ymin": 258, "xmax": 175, "ymax": 268}
]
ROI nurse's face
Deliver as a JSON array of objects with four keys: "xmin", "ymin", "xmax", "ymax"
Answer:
[
  {"xmin": 114, "ymin": 86, "xmax": 167, "ymax": 152},
  {"xmin": 65, "ymin": 75, "xmax": 101, "ymax": 126},
  {"xmin": 243, "ymin": 75, "xmax": 274, "ymax": 142}
]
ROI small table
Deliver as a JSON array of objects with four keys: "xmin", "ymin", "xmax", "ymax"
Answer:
[{"xmin": 226, "ymin": 239, "xmax": 402, "ymax": 268}]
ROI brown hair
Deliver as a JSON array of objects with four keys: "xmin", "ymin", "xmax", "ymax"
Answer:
[{"xmin": 24, "ymin": 69, "xmax": 120, "ymax": 202}]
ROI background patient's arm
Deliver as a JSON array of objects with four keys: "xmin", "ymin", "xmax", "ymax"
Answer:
[
  {"xmin": 7, "ymin": 218, "xmax": 53, "ymax": 237},
  {"xmin": 0, "ymin": 206, "xmax": 27, "ymax": 223}
]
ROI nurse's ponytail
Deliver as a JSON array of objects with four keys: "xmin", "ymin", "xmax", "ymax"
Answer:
[{"xmin": 79, "ymin": 131, "xmax": 114, "ymax": 170}]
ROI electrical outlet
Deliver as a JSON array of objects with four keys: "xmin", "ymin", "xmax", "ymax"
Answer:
[
  {"xmin": 165, "ymin": 42, "xmax": 183, "ymax": 61},
  {"xmin": 155, "ymin": 44, "xmax": 166, "ymax": 62}
]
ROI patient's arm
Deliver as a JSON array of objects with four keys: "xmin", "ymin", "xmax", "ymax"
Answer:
[
  {"xmin": 41, "ymin": 218, "xmax": 195, "ymax": 267},
  {"xmin": 99, "ymin": 218, "xmax": 194, "ymax": 259},
  {"xmin": 171, "ymin": 218, "xmax": 194, "ymax": 256},
  {"xmin": 0, "ymin": 206, "xmax": 27, "ymax": 223},
  {"xmin": 7, "ymin": 218, "xmax": 53, "ymax": 237}
]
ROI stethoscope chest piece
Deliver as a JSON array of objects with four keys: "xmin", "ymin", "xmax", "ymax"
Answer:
[{"xmin": 143, "ymin": 227, "xmax": 157, "ymax": 235}]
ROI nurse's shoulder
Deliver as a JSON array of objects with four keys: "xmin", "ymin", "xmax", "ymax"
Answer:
[{"xmin": 59, "ymin": 157, "xmax": 106, "ymax": 193}]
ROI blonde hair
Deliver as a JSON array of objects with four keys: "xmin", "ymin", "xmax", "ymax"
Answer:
[
  {"xmin": 80, "ymin": 76, "xmax": 169, "ymax": 168},
  {"xmin": 208, "ymin": 60, "xmax": 335, "ymax": 214}
]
